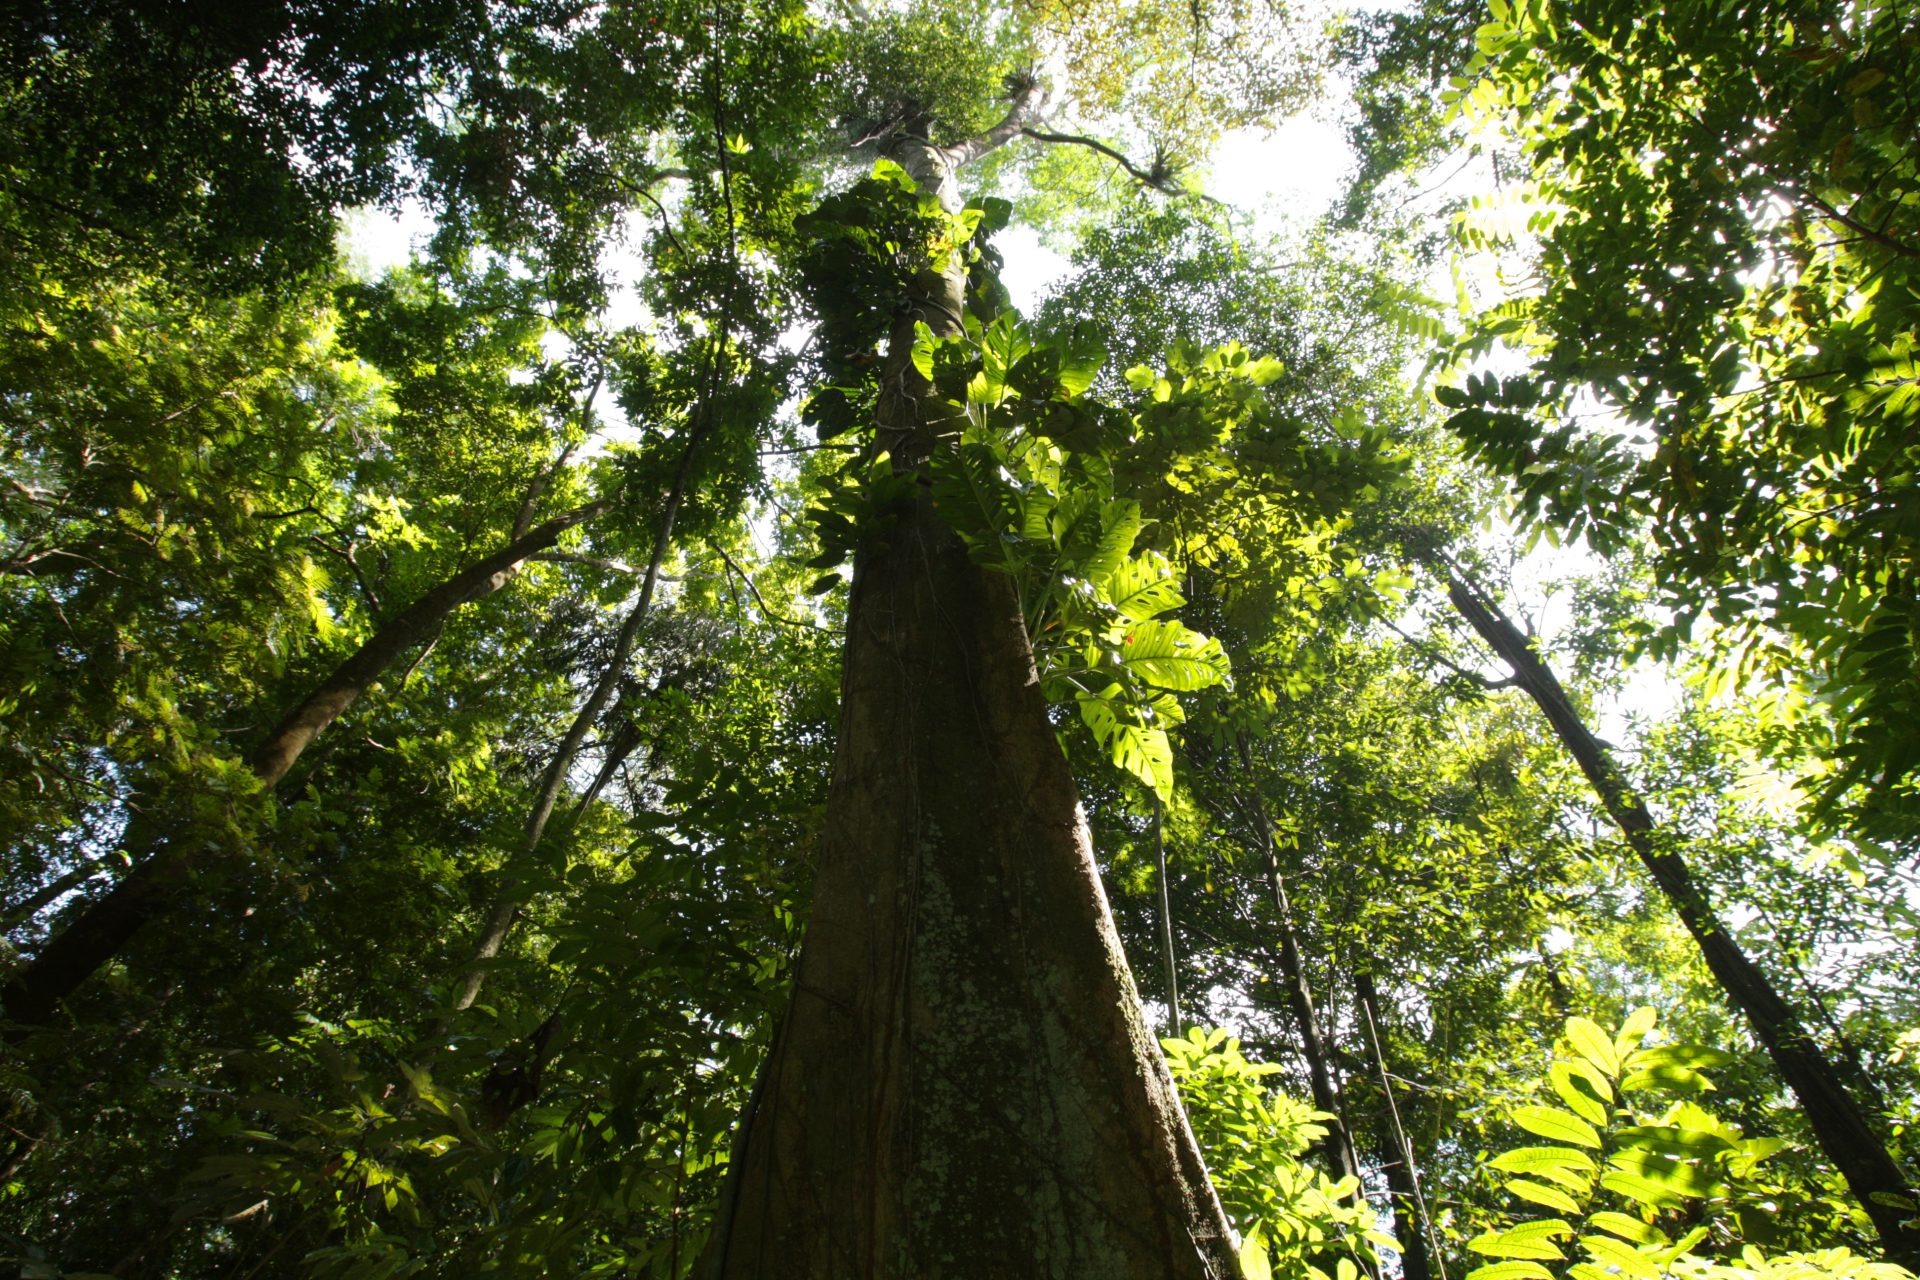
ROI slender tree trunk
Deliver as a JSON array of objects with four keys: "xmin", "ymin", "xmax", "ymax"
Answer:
[
  {"xmin": 1, "ymin": 500, "xmax": 608, "ymax": 1031},
  {"xmin": 1438, "ymin": 565, "xmax": 1920, "ymax": 1264},
  {"xmin": 700, "ymin": 119, "xmax": 1237, "ymax": 1279},
  {"xmin": 2, "ymin": 855, "xmax": 116, "ymax": 933},
  {"xmin": 1234, "ymin": 744, "xmax": 1362, "ymax": 1186},
  {"xmin": 1355, "ymin": 969, "xmax": 1439, "ymax": 1280},
  {"xmin": 1375, "ymin": 1128, "xmax": 1434, "ymax": 1280},
  {"xmin": 449, "ymin": 585, "xmax": 650, "ymax": 1015},
  {"xmin": 1154, "ymin": 795, "xmax": 1185, "ymax": 1037},
  {"xmin": 448, "ymin": 347, "xmax": 710, "ymax": 1018},
  {"xmin": 250, "ymin": 501, "xmax": 610, "ymax": 788}
]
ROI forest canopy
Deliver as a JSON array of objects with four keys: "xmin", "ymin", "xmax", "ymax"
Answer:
[{"xmin": 0, "ymin": 0, "xmax": 1916, "ymax": 1276}]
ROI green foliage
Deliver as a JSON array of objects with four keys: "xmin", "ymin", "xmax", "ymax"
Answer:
[
  {"xmin": 1474, "ymin": 1010, "xmax": 1916, "ymax": 1280},
  {"xmin": 921, "ymin": 312, "xmax": 1250, "ymax": 801},
  {"xmin": 1433, "ymin": 0, "xmax": 1920, "ymax": 835},
  {"xmin": 4, "ymin": 2, "xmax": 1918, "ymax": 1276},
  {"xmin": 1165, "ymin": 1027, "xmax": 1391, "ymax": 1280},
  {"xmin": 828, "ymin": 0, "xmax": 1031, "ymax": 146}
]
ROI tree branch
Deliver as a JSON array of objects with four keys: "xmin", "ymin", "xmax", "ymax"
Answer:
[
  {"xmin": 530, "ymin": 551, "xmax": 643, "ymax": 575},
  {"xmin": 1801, "ymin": 189, "xmax": 1918, "ymax": 259},
  {"xmin": 617, "ymin": 175, "xmax": 691, "ymax": 258},
  {"xmin": 1018, "ymin": 127, "xmax": 1212, "ymax": 201},
  {"xmin": 1385, "ymin": 617, "xmax": 1517, "ymax": 691},
  {"xmin": 711, "ymin": 542, "xmax": 835, "ymax": 632},
  {"xmin": 949, "ymin": 78, "xmax": 1054, "ymax": 168}
]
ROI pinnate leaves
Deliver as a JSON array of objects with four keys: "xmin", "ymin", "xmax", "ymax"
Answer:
[{"xmin": 1467, "ymin": 1010, "xmax": 1893, "ymax": 1280}]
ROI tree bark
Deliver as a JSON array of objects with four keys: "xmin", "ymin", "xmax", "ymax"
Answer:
[
  {"xmin": 1, "ymin": 500, "xmax": 608, "ymax": 1031},
  {"xmin": 700, "ymin": 117, "xmax": 1237, "ymax": 1279},
  {"xmin": 1438, "ymin": 566, "xmax": 1920, "ymax": 1265}
]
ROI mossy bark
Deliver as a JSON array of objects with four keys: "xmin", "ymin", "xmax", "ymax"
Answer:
[{"xmin": 706, "ymin": 485, "xmax": 1237, "ymax": 1277}]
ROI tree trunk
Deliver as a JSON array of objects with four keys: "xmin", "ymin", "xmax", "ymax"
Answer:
[
  {"xmin": 700, "ymin": 123, "xmax": 1237, "ymax": 1279},
  {"xmin": 449, "ymin": 423, "xmax": 702, "ymax": 1016},
  {"xmin": 1154, "ymin": 794, "xmax": 1186, "ymax": 1036},
  {"xmin": 250, "ymin": 500, "xmax": 610, "ymax": 788},
  {"xmin": 1355, "ymin": 969, "xmax": 1437, "ymax": 1280},
  {"xmin": 1374, "ymin": 1127, "xmax": 1434, "ymax": 1280},
  {"xmin": 1234, "ymin": 744, "xmax": 1362, "ymax": 1187},
  {"xmin": 2, "ymin": 855, "xmax": 117, "ymax": 933},
  {"xmin": 1, "ymin": 500, "xmax": 608, "ymax": 1031},
  {"xmin": 1439, "ymin": 566, "xmax": 1920, "ymax": 1265}
]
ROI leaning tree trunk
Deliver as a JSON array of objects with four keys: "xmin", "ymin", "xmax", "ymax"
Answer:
[
  {"xmin": 1153, "ymin": 794, "xmax": 1186, "ymax": 1036},
  {"xmin": 1, "ymin": 499, "xmax": 609, "ymax": 1032},
  {"xmin": 450, "ymin": 445, "xmax": 691, "ymax": 1015},
  {"xmin": 1437, "ymin": 564, "xmax": 1920, "ymax": 1265},
  {"xmin": 700, "ymin": 121, "xmax": 1237, "ymax": 1279}
]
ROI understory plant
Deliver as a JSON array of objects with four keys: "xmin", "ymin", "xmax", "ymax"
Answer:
[{"xmin": 1470, "ymin": 1010, "xmax": 1916, "ymax": 1280}]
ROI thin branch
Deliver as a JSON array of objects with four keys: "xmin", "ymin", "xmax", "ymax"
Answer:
[
  {"xmin": 1018, "ymin": 127, "xmax": 1219, "ymax": 203},
  {"xmin": 1385, "ymin": 616, "xmax": 1517, "ymax": 691},
  {"xmin": 1800, "ymin": 189, "xmax": 1918, "ymax": 259},
  {"xmin": 397, "ymin": 622, "xmax": 441, "ymax": 690},
  {"xmin": 618, "ymin": 176, "xmax": 691, "ymax": 258},
  {"xmin": 310, "ymin": 536, "xmax": 383, "ymax": 619},
  {"xmin": 530, "ymin": 551, "xmax": 642, "ymax": 575},
  {"xmin": 515, "ymin": 426, "xmax": 584, "ymax": 542},
  {"xmin": 758, "ymin": 443, "xmax": 860, "ymax": 456},
  {"xmin": 258, "ymin": 504, "xmax": 323, "ymax": 522},
  {"xmin": 711, "ymin": 542, "xmax": 836, "ymax": 632}
]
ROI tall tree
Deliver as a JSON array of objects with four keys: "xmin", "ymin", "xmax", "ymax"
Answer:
[
  {"xmin": 702, "ymin": 88, "xmax": 1241, "ymax": 1275},
  {"xmin": 1429, "ymin": 551, "xmax": 1920, "ymax": 1263}
]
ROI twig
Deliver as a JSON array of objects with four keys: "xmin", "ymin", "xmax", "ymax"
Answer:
[
  {"xmin": 530, "ymin": 551, "xmax": 642, "ymax": 575},
  {"xmin": 1384, "ymin": 616, "xmax": 1517, "ymax": 691},
  {"xmin": 618, "ymin": 176, "xmax": 691, "ymax": 258},
  {"xmin": 710, "ymin": 542, "xmax": 835, "ymax": 632},
  {"xmin": 1801, "ymin": 189, "xmax": 1918, "ymax": 259}
]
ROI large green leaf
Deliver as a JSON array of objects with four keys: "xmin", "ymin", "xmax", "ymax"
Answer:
[
  {"xmin": 1240, "ymin": 1229, "xmax": 1273, "ymax": 1280},
  {"xmin": 1613, "ymin": 1007, "xmax": 1657, "ymax": 1058},
  {"xmin": 1550, "ymin": 1061, "xmax": 1611, "ymax": 1125},
  {"xmin": 1597, "ymin": 1169, "xmax": 1688, "ymax": 1208},
  {"xmin": 1585, "ymin": 1212, "xmax": 1667, "ymax": 1247},
  {"xmin": 1074, "ymin": 498, "xmax": 1142, "ymax": 583},
  {"xmin": 1101, "ymin": 554, "xmax": 1185, "ymax": 621},
  {"xmin": 1078, "ymin": 692, "xmax": 1174, "ymax": 800},
  {"xmin": 1579, "ymin": 1234, "xmax": 1662, "ymax": 1280},
  {"xmin": 1506, "ymin": 1178, "xmax": 1582, "ymax": 1215},
  {"xmin": 1112, "ymin": 619, "xmax": 1230, "ymax": 692},
  {"xmin": 1510, "ymin": 1106, "xmax": 1601, "ymax": 1148},
  {"xmin": 1465, "ymin": 1264, "xmax": 1555, "ymax": 1280},
  {"xmin": 1564, "ymin": 1017, "xmax": 1619, "ymax": 1076},
  {"xmin": 1468, "ymin": 1220, "xmax": 1573, "ymax": 1262},
  {"xmin": 1490, "ymin": 1147, "xmax": 1598, "ymax": 1176},
  {"xmin": 1607, "ymin": 1148, "xmax": 1720, "ymax": 1199},
  {"xmin": 1621, "ymin": 1043, "xmax": 1734, "ymax": 1074}
]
